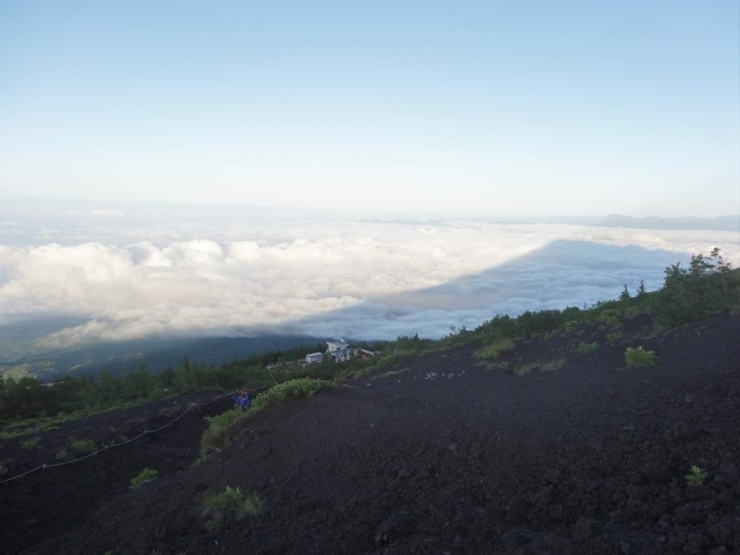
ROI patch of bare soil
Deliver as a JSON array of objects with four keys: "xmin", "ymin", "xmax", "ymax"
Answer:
[{"xmin": 5, "ymin": 314, "xmax": 740, "ymax": 554}]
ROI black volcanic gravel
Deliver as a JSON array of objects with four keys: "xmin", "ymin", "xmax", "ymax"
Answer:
[{"xmin": 3, "ymin": 314, "xmax": 740, "ymax": 555}]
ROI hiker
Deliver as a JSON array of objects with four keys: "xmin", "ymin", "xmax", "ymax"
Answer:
[{"xmin": 235, "ymin": 389, "xmax": 251, "ymax": 411}]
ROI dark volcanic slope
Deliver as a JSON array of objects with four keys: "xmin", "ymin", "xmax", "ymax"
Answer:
[{"xmin": 15, "ymin": 314, "xmax": 740, "ymax": 554}]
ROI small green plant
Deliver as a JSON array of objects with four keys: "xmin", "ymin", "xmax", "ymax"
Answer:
[
  {"xmin": 516, "ymin": 363, "xmax": 536, "ymax": 376},
  {"xmin": 578, "ymin": 342, "xmax": 600, "ymax": 354},
  {"xmin": 130, "ymin": 468, "xmax": 159, "ymax": 489},
  {"xmin": 200, "ymin": 409, "xmax": 249, "ymax": 457},
  {"xmin": 597, "ymin": 309, "xmax": 621, "ymax": 327},
  {"xmin": 202, "ymin": 486, "xmax": 262, "ymax": 528},
  {"xmin": 482, "ymin": 361, "xmax": 509, "ymax": 370},
  {"xmin": 606, "ymin": 330, "xmax": 623, "ymax": 343},
  {"xmin": 70, "ymin": 438, "xmax": 97, "ymax": 454},
  {"xmin": 55, "ymin": 449, "xmax": 68, "ymax": 461},
  {"xmin": 0, "ymin": 463, "xmax": 8, "ymax": 476},
  {"xmin": 475, "ymin": 339, "xmax": 515, "ymax": 360},
  {"xmin": 243, "ymin": 492, "xmax": 262, "ymax": 516},
  {"xmin": 625, "ymin": 346, "xmax": 658, "ymax": 368},
  {"xmin": 250, "ymin": 378, "xmax": 331, "ymax": 413},
  {"xmin": 21, "ymin": 438, "xmax": 40, "ymax": 450},
  {"xmin": 515, "ymin": 358, "xmax": 565, "ymax": 376},
  {"xmin": 685, "ymin": 465, "xmax": 708, "ymax": 486},
  {"xmin": 200, "ymin": 378, "xmax": 331, "ymax": 458}
]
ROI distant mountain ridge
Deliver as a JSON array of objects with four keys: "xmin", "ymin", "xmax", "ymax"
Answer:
[{"xmin": 491, "ymin": 214, "xmax": 739, "ymax": 231}]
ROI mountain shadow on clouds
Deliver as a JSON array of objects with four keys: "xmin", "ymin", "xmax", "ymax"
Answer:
[{"xmin": 288, "ymin": 240, "xmax": 689, "ymax": 339}]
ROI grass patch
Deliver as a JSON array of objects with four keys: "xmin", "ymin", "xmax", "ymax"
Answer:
[
  {"xmin": 130, "ymin": 467, "xmax": 159, "ymax": 489},
  {"xmin": 0, "ymin": 460, "xmax": 8, "ymax": 476},
  {"xmin": 480, "ymin": 361, "xmax": 509, "ymax": 370},
  {"xmin": 202, "ymin": 486, "xmax": 262, "ymax": 529},
  {"xmin": 250, "ymin": 377, "xmax": 331, "ymax": 413},
  {"xmin": 578, "ymin": 341, "xmax": 600, "ymax": 354},
  {"xmin": 625, "ymin": 346, "xmax": 658, "ymax": 368},
  {"xmin": 21, "ymin": 437, "xmax": 40, "ymax": 450},
  {"xmin": 515, "ymin": 358, "xmax": 566, "ymax": 376},
  {"xmin": 475, "ymin": 339, "xmax": 515, "ymax": 360},
  {"xmin": 70, "ymin": 438, "xmax": 97, "ymax": 454},
  {"xmin": 597, "ymin": 309, "xmax": 621, "ymax": 327},
  {"xmin": 606, "ymin": 330, "xmax": 623, "ymax": 343},
  {"xmin": 200, "ymin": 408, "xmax": 249, "ymax": 457},
  {"xmin": 200, "ymin": 378, "xmax": 331, "ymax": 457}
]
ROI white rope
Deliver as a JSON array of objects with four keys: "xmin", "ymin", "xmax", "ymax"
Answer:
[{"xmin": 0, "ymin": 391, "xmax": 235, "ymax": 485}]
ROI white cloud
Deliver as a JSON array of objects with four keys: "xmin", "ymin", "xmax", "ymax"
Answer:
[{"xmin": 0, "ymin": 220, "xmax": 737, "ymax": 347}]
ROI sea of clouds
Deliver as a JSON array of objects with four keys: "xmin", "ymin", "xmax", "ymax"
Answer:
[{"xmin": 0, "ymin": 205, "xmax": 738, "ymax": 348}]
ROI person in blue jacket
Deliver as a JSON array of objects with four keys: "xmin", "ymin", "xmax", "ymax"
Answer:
[{"xmin": 235, "ymin": 389, "xmax": 251, "ymax": 411}]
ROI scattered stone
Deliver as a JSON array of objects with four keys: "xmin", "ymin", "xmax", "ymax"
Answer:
[
  {"xmin": 707, "ymin": 519, "xmax": 732, "ymax": 545},
  {"xmin": 543, "ymin": 468, "xmax": 562, "ymax": 485},
  {"xmin": 625, "ymin": 485, "xmax": 645, "ymax": 500},
  {"xmin": 531, "ymin": 485, "xmax": 554, "ymax": 508},
  {"xmin": 587, "ymin": 436, "xmax": 603, "ymax": 452},
  {"xmin": 573, "ymin": 517, "xmax": 599, "ymax": 542}
]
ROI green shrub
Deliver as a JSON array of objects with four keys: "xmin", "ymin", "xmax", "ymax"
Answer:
[
  {"xmin": 481, "ymin": 361, "xmax": 509, "ymax": 370},
  {"xmin": 21, "ymin": 438, "xmax": 40, "ymax": 450},
  {"xmin": 130, "ymin": 467, "xmax": 159, "ymax": 489},
  {"xmin": 625, "ymin": 346, "xmax": 658, "ymax": 368},
  {"xmin": 55, "ymin": 449, "xmax": 68, "ymax": 461},
  {"xmin": 200, "ymin": 408, "xmax": 249, "ymax": 457},
  {"xmin": 200, "ymin": 378, "xmax": 331, "ymax": 457},
  {"xmin": 624, "ymin": 306, "xmax": 642, "ymax": 318},
  {"xmin": 515, "ymin": 358, "xmax": 565, "ymax": 376},
  {"xmin": 654, "ymin": 248, "xmax": 739, "ymax": 326},
  {"xmin": 578, "ymin": 342, "xmax": 600, "ymax": 354},
  {"xmin": 475, "ymin": 339, "xmax": 515, "ymax": 360},
  {"xmin": 70, "ymin": 438, "xmax": 97, "ymax": 454},
  {"xmin": 606, "ymin": 330, "xmax": 623, "ymax": 343},
  {"xmin": 250, "ymin": 377, "xmax": 331, "ymax": 413},
  {"xmin": 203, "ymin": 486, "xmax": 262, "ymax": 527},
  {"xmin": 0, "ymin": 462, "xmax": 8, "ymax": 476},
  {"xmin": 597, "ymin": 309, "xmax": 621, "ymax": 327}
]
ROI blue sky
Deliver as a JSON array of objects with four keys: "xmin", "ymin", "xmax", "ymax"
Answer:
[{"xmin": 1, "ymin": 1, "xmax": 738, "ymax": 217}]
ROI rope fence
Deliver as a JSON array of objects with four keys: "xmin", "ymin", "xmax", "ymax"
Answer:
[{"xmin": 0, "ymin": 391, "xmax": 235, "ymax": 486}]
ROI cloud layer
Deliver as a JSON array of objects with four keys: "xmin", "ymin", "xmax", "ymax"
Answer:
[{"xmin": 0, "ymin": 217, "xmax": 737, "ymax": 347}]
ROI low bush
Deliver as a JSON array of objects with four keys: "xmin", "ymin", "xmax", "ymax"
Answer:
[
  {"xmin": 481, "ymin": 361, "xmax": 509, "ymax": 370},
  {"xmin": 130, "ymin": 467, "xmax": 159, "ymax": 489},
  {"xmin": 70, "ymin": 438, "xmax": 97, "ymax": 454},
  {"xmin": 515, "ymin": 358, "xmax": 565, "ymax": 376},
  {"xmin": 202, "ymin": 486, "xmax": 262, "ymax": 528},
  {"xmin": 625, "ymin": 346, "xmax": 658, "ymax": 368},
  {"xmin": 200, "ymin": 408, "xmax": 249, "ymax": 457},
  {"xmin": 606, "ymin": 330, "xmax": 623, "ymax": 343},
  {"xmin": 21, "ymin": 438, "xmax": 40, "ymax": 450},
  {"xmin": 654, "ymin": 248, "xmax": 739, "ymax": 326},
  {"xmin": 200, "ymin": 378, "xmax": 331, "ymax": 457},
  {"xmin": 597, "ymin": 309, "xmax": 621, "ymax": 327},
  {"xmin": 0, "ymin": 461, "xmax": 8, "ymax": 476},
  {"xmin": 475, "ymin": 339, "xmax": 515, "ymax": 360},
  {"xmin": 250, "ymin": 377, "xmax": 331, "ymax": 413},
  {"xmin": 578, "ymin": 342, "xmax": 600, "ymax": 354}
]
